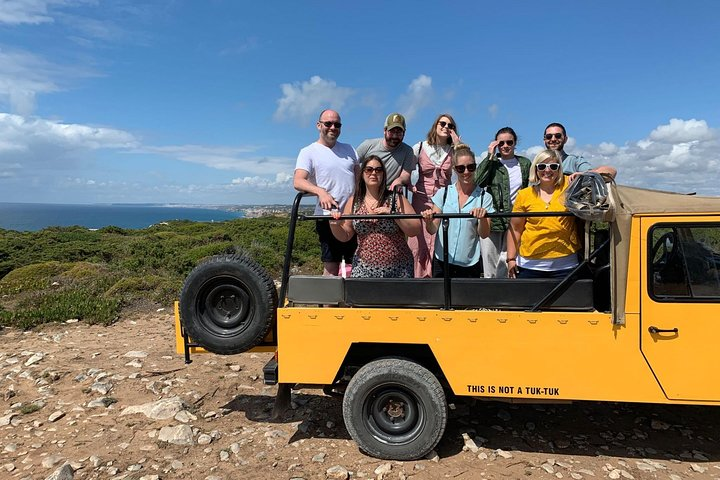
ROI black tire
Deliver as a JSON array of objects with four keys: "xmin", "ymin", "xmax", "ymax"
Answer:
[
  {"xmin": 342, "ymin": 358, "xmax": 447, "ymax": 460},
  {"xmin": 180, "ymin": 254, "xmax": 277, "ymax": 355}
]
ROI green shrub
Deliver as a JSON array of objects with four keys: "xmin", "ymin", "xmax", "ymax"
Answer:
[
  {"xmin": 0, "ymin": 261, "xmax": 69, "ymax": 295},
  {"xmin": 2, "ymin": 285, "xmax": 120, "ymax": 329}
]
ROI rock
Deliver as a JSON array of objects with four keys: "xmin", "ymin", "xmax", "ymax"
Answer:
[
  {"xmin": 312, "ymin": 452, "xmax": 327, "ymax": 463},
  {"xmin": 87, "ymin": 397, "xmax": 115, "ymax": 408},
  {"xmin": 541, "ymin": 463, "xmax": 555, "ymax": 474},
  {"xmin": 3, "ymin": 463, "xmax": 15, "ymax": 472},
  {"xmin": 496, "ymin": 449, "xmax": 513, "ymax": 459},
  {"xmin": 124, "ymin": 351, "xmax": 149, "ymax": 358},
  {"xmin": 48, "ymin": 411, "xmax": 65, "ymax": 422},
  {"xmin": 0, "ymin": 413, "xmax": 17, "ymax": 426},
  {"xmin": 121, "ymin": 397, "xmax": 187, "ymax": 420},
  {"xmin": 229, "ymin": 364, "xmax": 242, "ymax": 371},
  {"xmin": 635, "ymin": 462, "xmax": 655, "ymax": 472},
  {"xmin": 640, "ymin": 459, "xmax": 665, "ymax": 470},
  {"xmin": 690, "ymin": 464, "xmax": 708, "ymax": 473},
  {"xmin": 125, "ymin": 359, "xmax": 143, "ymax": 368},
  {"xmin": 90, "ymin": 382, "xmax": 112, "ymax": 395},
  {"xmin": 171, "ymin": 460, "xmax": 183, "ymax": 469},
  {"xmin": 175, "ymin": 410, "xmax": 197, "ymax": 423},
  {"xmin": 650, "ymin": 419, "xmax": 670, "ymax": 430},
  {"xmin": 570, "ymin": 474, "xmax": 582, "ymax": 480},
  {"xmin": 692, "ymin": 451, "xmax": 709, "ymax": 461},
  {"xmin": 197, "ymin": 434, "xmax": 212, "ymax": 445},
  {"xmin": 462, "ymin": 432, "xmax": 479, "ymax": 453},
  {"xmin": 42, "ymin": 455, "xmax": 65, "ymax": 469},
  {"xmin": 44, "ymin": 463, "xmax": 74, "ymax": 480},
  {"xmin": 127, "ymin": 464, "xmax": 142, "ymax": 471},
  {"xmin": 497, "ymin": 409, "xmax": 512, "ymax": 421},
  {"xmin": 608, "ymin": 470, "xmax": 620, "ymax": 480},
  {"xmin": 326, "ymin": 465, "xmax": 349, "ymax": 479},
  {"xmin": 89, "ymin": 456, "xmax": 102, "ymax": 468},
  {"xmin": 25, "ymin": 353, "xmax": 45, "ymax": 366},
  {"xmin": 425, "ymin": 450, "xmax": 439, "ymax": 462},
  {"xmin": 374, "ymin": 462, "xmax": 392, "ymax": 476},
  {"xmin": 576, "ymin": 468, "xmax": 595, "ymax": 476},
  {"xmin": 158, "ymin": 425, "xmax": 194, "ymax": 446},
  {"xmin": 478, "ymin": 452, "xmax": 488, "ymax": 460},
  {"xmin": 139, "ymin": 476, "xmax": 160, "ymax": 480},
  {"xmin": 219, "ymin": 450, "xmax": 230, "ymax": 462}
]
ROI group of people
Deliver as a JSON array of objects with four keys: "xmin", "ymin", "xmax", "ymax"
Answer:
[{"xmin": 294, "ymin": 110, "xmax": 617, "ymax": 280}]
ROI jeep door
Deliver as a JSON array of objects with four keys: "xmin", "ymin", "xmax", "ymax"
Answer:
[{"xmin": 640, "ymin": 216, "xmax": 720, "ymax": 402}]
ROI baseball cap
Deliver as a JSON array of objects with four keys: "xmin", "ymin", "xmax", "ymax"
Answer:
[{"xmin": 384, "ymin": 113, "xmax": 406, "ymax": 131}]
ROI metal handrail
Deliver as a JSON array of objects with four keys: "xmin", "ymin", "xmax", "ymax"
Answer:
[{"xmin": 280, "ymin": 191, "xmax": 591, "ymax": 310}]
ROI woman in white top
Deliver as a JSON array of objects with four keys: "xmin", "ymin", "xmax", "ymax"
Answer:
[
  {"xmin": 474, "ymin": 127, "xmax": 532, "ymax": 278},
  {"xmin": 408, "ymin": 113, "xmax": 461, "ymax": 278}
]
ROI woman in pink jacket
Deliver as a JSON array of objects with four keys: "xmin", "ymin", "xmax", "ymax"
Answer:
[{"xmin": 409, "ymin": 113, "xmax": 461, "ymax": 278}]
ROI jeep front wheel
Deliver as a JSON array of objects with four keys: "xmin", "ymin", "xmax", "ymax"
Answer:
[{"xmin": 342, "ymin": 358, "xmax": 447, "ymax": 460}]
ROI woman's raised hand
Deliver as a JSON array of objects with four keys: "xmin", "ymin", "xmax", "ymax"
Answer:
[{"xmin": 487, "ymin": 140, "xmax": 499, "ymax": 157}]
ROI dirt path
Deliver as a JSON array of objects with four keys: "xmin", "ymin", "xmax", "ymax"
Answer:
[{"xmin": 1, "ymin": 310, "xmax": 719, "ymax": 479}]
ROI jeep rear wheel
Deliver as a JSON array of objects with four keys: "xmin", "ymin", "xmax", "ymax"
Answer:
[
  {"xmin": 342, "ymin": 358, "xmax": 447, "ymax": 460},
  {"xmin": 180, "ymin": 254, "xmax": 277, "ymax": 355}
]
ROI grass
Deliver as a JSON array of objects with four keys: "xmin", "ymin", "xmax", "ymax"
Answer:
[{"xmin": 0, "ymin": 216, "xmax": 322, "ymax": 329}]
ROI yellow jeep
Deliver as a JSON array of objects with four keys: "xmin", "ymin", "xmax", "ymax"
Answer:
[{"xmin": 177, "ymin": 180, "xmax": 720, "ymax": 461}]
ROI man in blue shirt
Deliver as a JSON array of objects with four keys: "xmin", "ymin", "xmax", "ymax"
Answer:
[{"xmin": 544, "ymin": 122, "xmax": 617, "ymax": 178}]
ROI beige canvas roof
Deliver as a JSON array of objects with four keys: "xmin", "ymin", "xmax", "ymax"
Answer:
[{"xmin": 609, "ymin": 184, "xmax": 720, "ymax": 324}]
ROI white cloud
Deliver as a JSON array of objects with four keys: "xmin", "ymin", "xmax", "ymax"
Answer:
[
  {"xmin": 488, "ymin": 103, "xmax": 499, "ymax": 119},
  {"xmin": 274, "ymin": 76, "xmax": 355, "ymax": 124},
  {"xmin": 0, "ymin": 47, "xmax": 98, "ymax": 115},
  {"xmin": 649, "ymin": 118, "xmax": 714, "ymax": 143},
  {"xmin": 139, "ymin": 144, "xmax": 295, "ymax": 177},
  {"xmin": 0, "ymin": 112, "xmax": 137, "ymax": 180},
  {"xmin": 0, "ymin": 0, "xmax": 97, "ymax": 25},
  {"xmin": 397, "ymin": 75, "xmax": 432, "ymax": 121},
  {"xmin": 231, "ymin": 172, "xmax": 293, "ymax": 189}
]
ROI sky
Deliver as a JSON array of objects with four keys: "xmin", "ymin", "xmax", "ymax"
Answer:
[{"xmin": 1, "ymin": 1, "xmax": 719, "ymax": 205}]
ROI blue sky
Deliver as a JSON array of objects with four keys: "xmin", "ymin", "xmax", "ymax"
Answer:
[{"xmin": 1, "ymin": 1, "xmax": 719, "ymax": 205}]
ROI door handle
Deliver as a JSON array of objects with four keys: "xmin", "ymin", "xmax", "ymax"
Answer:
[{"xmin": 648, "ymin": 326, "xmax": 679, "ymax": 334}]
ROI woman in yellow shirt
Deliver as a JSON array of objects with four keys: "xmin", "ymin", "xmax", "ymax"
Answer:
[{"xmin": 505, "ymin": 149, "xmax": 580, "ymax": 278}]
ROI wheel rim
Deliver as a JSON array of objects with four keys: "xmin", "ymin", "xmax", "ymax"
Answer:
[
  {"xmin": 195, "ymin": 276, "xmax": 254, "ymax": 337},
  {"xmin": 363, "ymin": 384, "xmax": 424, "ymax": 445}
]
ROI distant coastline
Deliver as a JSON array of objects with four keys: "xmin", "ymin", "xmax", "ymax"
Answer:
[{"xmin": 0, "ymin": 202, "xmax": 293, "ymax": 232}]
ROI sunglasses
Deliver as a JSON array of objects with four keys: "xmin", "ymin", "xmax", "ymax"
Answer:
[
  {"xmin": 438, "ymin": 121, "xmax": 455, "ymax": 130},
  {"xmin": 320, "ymin": 121, "xmax": 342, "ymax": 128},
  {"xmin": 363, "ymin": 166, "xmax": 384, "ymax": 174},
  {"xmin": 536, "ymin": 163, "xmax": 560, "ymax": 171},
  {"xmin": 498, "ymin": 140, "xmax": 514, "ymax": 147},
  {"xmin": 544, "ymin": 133, "xmax": 563, "ymax": 140},
  {"xmin": 454, "ymin": 164, "xmax": 477, "ymax": 174}
]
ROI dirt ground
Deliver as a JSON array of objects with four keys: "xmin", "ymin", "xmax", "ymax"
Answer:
[{"xmin": 1, "ymin": 310, "xmax": 720, "ymax": 480}]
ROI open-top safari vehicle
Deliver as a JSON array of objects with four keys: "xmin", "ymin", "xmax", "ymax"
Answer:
[{"xmin": 177, "ymin": 175, "xmax": 720, "ymax": 460}]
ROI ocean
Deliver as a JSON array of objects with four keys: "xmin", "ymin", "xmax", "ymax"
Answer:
[{"xmin": 0, "ymin": 203, "xmax": 245, "ymax": 231}]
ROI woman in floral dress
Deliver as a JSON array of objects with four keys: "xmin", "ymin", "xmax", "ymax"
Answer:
[{"xmin": 330, "ymin": 156, "xmax": 421, "ymax": 278}]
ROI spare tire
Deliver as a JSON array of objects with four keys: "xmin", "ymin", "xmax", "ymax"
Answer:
[{"xmin": 180, "ymin": 254, "xmax": 277, "ymax": 355}]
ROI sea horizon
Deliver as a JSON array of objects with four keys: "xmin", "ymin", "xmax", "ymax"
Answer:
[{"xmin": 0, "ymin": 202, "xmax": 255, "ymax": 232}]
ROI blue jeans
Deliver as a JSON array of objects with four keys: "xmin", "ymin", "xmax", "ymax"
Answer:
[{"xmin": 517, "ymin": 267, "xmax": 576, "ymax": 279}]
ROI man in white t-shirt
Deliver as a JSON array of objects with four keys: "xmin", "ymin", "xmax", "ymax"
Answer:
[
  {"xmin": 294, "ymin": 109, "xmax": 359, "ymax": 276},
  {"xmin": 355, "ymin": 113, "xmax": 416, "ymax": 190}
]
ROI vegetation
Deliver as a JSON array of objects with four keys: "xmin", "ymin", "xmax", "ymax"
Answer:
[{"xmin": 0, "ymin": 217, "xmax": 321, "ymax": 329}]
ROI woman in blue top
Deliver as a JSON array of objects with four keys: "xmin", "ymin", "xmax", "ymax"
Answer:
[{"xmin": 421, "ymin": 145, "xmax": 494, "ymax": 278}]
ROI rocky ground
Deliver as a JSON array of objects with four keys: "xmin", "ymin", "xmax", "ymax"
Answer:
[{"xmin": 1, "ymin": 310, "xmax": 720, "ymax": 480}]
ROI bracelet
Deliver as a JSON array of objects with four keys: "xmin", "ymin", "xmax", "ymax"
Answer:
[{"xmin": 506, "ymin": 257, "xmax": 516, "ymax": 263}]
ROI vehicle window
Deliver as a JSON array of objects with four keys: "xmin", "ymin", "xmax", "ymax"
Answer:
[{"xmin": 650, "ymin": 224, "xmax": 720, "ymax": 299}]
